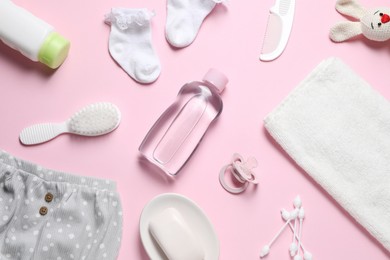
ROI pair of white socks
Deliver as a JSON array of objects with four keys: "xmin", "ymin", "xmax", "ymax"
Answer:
[{"xmin": 105, "ymin": 0, "xmax": 222, "ymax": 84}]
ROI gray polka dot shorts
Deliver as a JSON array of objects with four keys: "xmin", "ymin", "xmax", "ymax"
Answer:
[{"xmin": 0, "ymin": 150, "xmax": 123, "ymax": 260}]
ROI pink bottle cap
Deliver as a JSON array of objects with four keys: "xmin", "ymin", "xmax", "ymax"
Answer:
[{"xmin": 203, "ymin": 68, "xmax": 228, "ymax": 94}]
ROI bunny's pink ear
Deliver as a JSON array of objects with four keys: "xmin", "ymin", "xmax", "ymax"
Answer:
[
  {"xmin": 336, "ymin": 0, "xmax": 366, "ymax": 20},
  {"xmin": 329, "ymin": 21, "xmax": 362, "ymax": 42}
]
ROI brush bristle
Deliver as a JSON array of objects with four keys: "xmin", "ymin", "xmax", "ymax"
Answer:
[{"xmin": 69, "ymin": 102, "xmax": 121, "ymax": 136}]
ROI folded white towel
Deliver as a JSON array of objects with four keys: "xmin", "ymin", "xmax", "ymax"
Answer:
[{"xmin": 264, "ymin": 57, "xmax": 390, "ymax": 252}]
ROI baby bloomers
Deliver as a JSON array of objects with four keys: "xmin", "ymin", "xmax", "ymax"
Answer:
[{"xmin": 0, "ymin": 150, "xmax": 123, "ymax": 260}]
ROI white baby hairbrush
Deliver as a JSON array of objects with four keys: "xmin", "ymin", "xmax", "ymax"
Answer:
[{"xmin": 20, "ymin": 102, "xmax": 121, "ymax": 145}]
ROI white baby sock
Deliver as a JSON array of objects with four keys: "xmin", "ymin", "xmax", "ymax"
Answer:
[
  {"xmin": 105, "ymin": 8, "xmax": 161, "ymax": 84},
  {"xmin": 165, "ymin": 0, "xmax": 222, "ymax": 48}
]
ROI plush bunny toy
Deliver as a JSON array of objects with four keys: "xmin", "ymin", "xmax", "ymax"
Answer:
[{"xmin": 330, "ymin": 0, "xmax": 390, "ymax": 42}]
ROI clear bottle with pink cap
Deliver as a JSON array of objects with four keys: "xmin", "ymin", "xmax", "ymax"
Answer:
[{"xmin": 139, "ymin": 68, "xmax": 228, "ymax": 176}]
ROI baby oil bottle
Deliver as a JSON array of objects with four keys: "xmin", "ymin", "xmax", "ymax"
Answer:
[{"xmin": 139, "ymin": 69, "xmax": 228, "ymax": 176}]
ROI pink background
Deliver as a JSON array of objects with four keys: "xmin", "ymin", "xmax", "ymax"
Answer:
[{"xmin": 1, "ymin": 0, "xmax": 390, "ymax": 259}]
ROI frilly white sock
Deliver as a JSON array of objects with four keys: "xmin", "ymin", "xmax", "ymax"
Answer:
[
  {"xmin": 165, "ymin": 0, "xmax": 222, "ymax": 48},
  {"xmin": 105, "ymin": 8, "xmax": 161, "ymax": 84}
]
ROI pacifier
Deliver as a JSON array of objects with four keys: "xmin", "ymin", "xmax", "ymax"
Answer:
[{"xmin": 219, "ymin": 153, "xmax": 259, "ymax": 194}]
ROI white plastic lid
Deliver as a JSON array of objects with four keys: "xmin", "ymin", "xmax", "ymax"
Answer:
[{"xmin": 203, "ymin": 68, "xmax": 228, "ymax": 94}]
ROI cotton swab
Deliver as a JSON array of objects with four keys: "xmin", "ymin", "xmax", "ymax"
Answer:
[
  {"xmin": 287, "ymin": 222, "xmax": 313, "ymax": 260},
  {"xmin": 282, "ymin": 203, "xmax": 313, "ymax": 260},
  {"xmin": 281, "ymin": 208, "xmax": 299, "ymax": 222},
  {"xmin": 293, "ymin": 208, "xmax": 305, "ymax": 260},
  {"xmin": 289, "ymin": 196, "xmax": 302, "ymax": 257},
  {"xmin": 259, "ymin": 209, "xmax": 299, "ymax": 258}
]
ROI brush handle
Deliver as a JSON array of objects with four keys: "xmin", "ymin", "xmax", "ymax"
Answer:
[{"xmin": 19, "ymin": 122, "xmax": 69, "ymax": 145}]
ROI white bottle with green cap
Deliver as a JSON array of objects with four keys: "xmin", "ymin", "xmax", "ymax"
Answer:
[{"xmin": 0, "ymin": 0, "xmax": 70, "ymax": 69}]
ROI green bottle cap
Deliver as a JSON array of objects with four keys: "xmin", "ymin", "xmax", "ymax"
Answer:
[{"xmin": 38, "ymin": 32, "xmax": 70, "ymax": 69}]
